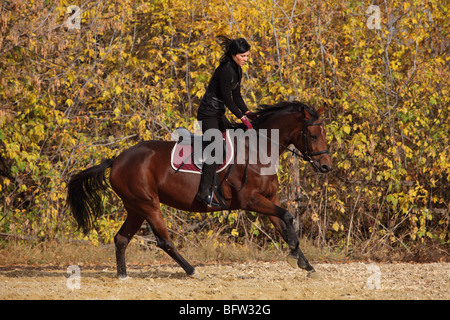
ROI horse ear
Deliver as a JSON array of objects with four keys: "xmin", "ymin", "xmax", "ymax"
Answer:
[
  {"xmin": 317, "ymin": 103, "xmax": 326, "ymax": 116},
  {"xmin": 303, "ymin": 108, "xmax": 311, "ymax": 120}
]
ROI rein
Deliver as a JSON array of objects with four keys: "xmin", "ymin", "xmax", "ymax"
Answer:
[{"xmin": 259, "ymin": 121, "xmax": 330, "ymax": 171}]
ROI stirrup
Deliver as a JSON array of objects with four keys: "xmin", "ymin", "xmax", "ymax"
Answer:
[
  {"xmin": 196, "ymin": 194, "xmax": 221, "ymax": 208},
  {"xmin": 195, "ymin": 193, "xmax": 221, "ymax": 208}
]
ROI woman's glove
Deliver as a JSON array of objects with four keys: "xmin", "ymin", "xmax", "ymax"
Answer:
[{"xmin": 240, "ymin": 115, "xmax": 253, "ymax": 130}]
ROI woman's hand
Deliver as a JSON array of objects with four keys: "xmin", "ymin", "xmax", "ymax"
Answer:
[
  {"xmin": 245, "ymin": 111, "xmax": 258, "ymax": 120},
  {"xmin": 240, "ymin": 115, "xmax": 253, "ymax": 130}
]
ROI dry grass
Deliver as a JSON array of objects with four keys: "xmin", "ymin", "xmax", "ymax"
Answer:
[{"xmin": 0, "ymin": 236, "xmax": 344, "ymax": 269}]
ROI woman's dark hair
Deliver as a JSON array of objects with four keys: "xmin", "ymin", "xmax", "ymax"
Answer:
[{"xmin": 217, "ymin": 36, "xmax": 250, "ymax": 64}]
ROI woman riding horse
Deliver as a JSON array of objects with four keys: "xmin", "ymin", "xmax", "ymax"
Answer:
[
  {"xmin": 66, "ymin": 37, "xmax": 332, "ymax": 280},
  {"xmin": 67, "ymin": 101, "xmax": 332, "ymax": 279},
  {"xmin": 196, "ymin": 36, "xmax": 257, "ymax": 208}
]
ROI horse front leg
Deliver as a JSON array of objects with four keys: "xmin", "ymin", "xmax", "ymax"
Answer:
[
  {"xmin": 247, "ymin": 194, "xmax": 315, "ymax": 273},
  {"xmin": 268, "ymin": 215, "xmax": 315, "ymax": 272}
]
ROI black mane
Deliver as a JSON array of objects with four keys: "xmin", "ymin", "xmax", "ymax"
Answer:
[
  {"xmin": 255, "ymin": 101, "xmax": 317, "ymax": 125},
  {"xmin": 232, "ymin": 100, "xmax": 318, "ymax": 129}
]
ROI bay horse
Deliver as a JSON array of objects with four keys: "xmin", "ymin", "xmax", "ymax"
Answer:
[{"xmin": 67, "ymin": 101, "xmax": 332, "ymax": 279}]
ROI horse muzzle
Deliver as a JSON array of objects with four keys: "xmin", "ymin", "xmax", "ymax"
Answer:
[
  {"xmin": 318, "ymin": 163, "xmax": 332, "ymax": 173},
  {"xmin": 307, "ymin": 150, "xmax": 332, "ymax": 173}
]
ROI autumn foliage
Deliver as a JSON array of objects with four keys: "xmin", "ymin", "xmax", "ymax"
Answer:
[{"xmin": 0, "ymin": 0, "xmax": 448, "ymax": 259}]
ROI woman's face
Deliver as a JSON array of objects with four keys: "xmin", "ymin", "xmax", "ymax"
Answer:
[{"xmin": 232, "ymin": 51, "xmax": 250, "ymax": 67}]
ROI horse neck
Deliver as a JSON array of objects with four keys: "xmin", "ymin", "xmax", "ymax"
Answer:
[{"xmin": 256, "ymin": 112, "xmax": 304, "ymax": 150}]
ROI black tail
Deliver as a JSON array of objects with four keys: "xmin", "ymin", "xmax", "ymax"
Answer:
[{"xmin": 67, "ymin": 159, "xmax": 114, "ymax": 234}]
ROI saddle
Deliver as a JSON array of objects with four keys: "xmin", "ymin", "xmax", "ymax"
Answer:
[{"xmin": 170, "ymin": 128, "xmax": 234, "ymax": 174}]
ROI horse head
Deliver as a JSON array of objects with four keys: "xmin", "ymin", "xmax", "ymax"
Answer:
[
  {"xmin": 252, "ymin": 101, "xmax": 332, "ymax": 173},
  {"xmin": 292, "ymin": 103, "xmax": 332, "ymax": 173}
]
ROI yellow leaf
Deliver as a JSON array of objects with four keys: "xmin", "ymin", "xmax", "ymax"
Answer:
[
  {"xmin": 66, "ymin": 99, "xmax": 73, "ymax": 107},
  {"xmin": 309, "ymin": 60, "xmax": 316, "ymax": 67},
  {"xmin": 332, "ymin": 222, "xmax": 340, "ymax": 232},
  {"xmin": 115, "ymin": 86, "xmax": 123, "ymax": 95},
  {"xmin": 343, "ymin": 125, "xmax": 351, "ymax": 134},
  {"xmin": 312, "ymin": 213, "xmax": 319, "ymax": 222},
  {"xmin": 67, "ymin": 72, "xmax": 75, "ymax": 85}
]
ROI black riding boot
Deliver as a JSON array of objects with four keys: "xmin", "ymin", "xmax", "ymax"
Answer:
[{"xmin": 196, "ymin": 162, "xmax": 221, "ymax": 207}]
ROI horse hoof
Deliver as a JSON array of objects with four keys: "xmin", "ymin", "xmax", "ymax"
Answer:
[
  {"xmin": 118, "ymin": 275, "xmax": 131, "ymax": 281},
  {"xmin": 190, "ymin": 270, "xmax": 204, "ymax": 281},
  {"xmin": 307, "ymin": 270, "xmax": 319, "ymax": 279},
  {"xmin": 297, "ymin": 257, "xmax": 315, "ymax": 272},
  {"xmin": 297, "ymin": 258, "xmax": 308, "ymax": 269},
  {"xmin": 286, "ymin": 255, "xmax": 298, "ymax": 269}
]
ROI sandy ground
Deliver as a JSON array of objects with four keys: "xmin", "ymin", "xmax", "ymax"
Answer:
[{"xmin": 0, "ymin": 261, "xmax": 448, "ymax": 300}]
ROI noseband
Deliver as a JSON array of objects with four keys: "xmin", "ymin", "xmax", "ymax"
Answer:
[
  {"xmin": 299, "ymin": 121, "xmax": 330, "ymax": 171},
  {"xmin": 277, "ymin": 120, "xmax": 329, "ymax": 170}
]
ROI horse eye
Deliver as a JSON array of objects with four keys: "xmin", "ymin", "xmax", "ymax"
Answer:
[{"xmin": 311, "ymin": 134, "xmax": 318, "ymax": 140}]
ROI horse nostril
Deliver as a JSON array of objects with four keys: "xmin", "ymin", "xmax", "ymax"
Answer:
[{"xmin": 320, "ymin": 165, "xmax": 332, "ymax": 173}]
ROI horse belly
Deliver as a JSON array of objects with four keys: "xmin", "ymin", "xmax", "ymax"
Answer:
[{"xmin": 157, "ymin": 172, "xmax": 202, "ymax": 211}]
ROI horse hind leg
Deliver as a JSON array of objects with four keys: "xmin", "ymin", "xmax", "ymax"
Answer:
[
  {"xmin": 142, "ymin": 204, "xmax": 197, "ymax": 277},
  {"xmin": 114, "ymin": 212, "xmax": 145, "ymax": 279}
]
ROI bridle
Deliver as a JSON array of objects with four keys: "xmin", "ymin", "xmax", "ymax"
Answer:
[{"xmin": 279, "ymin": 120, "xmax": 330, "ymax": 171}]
